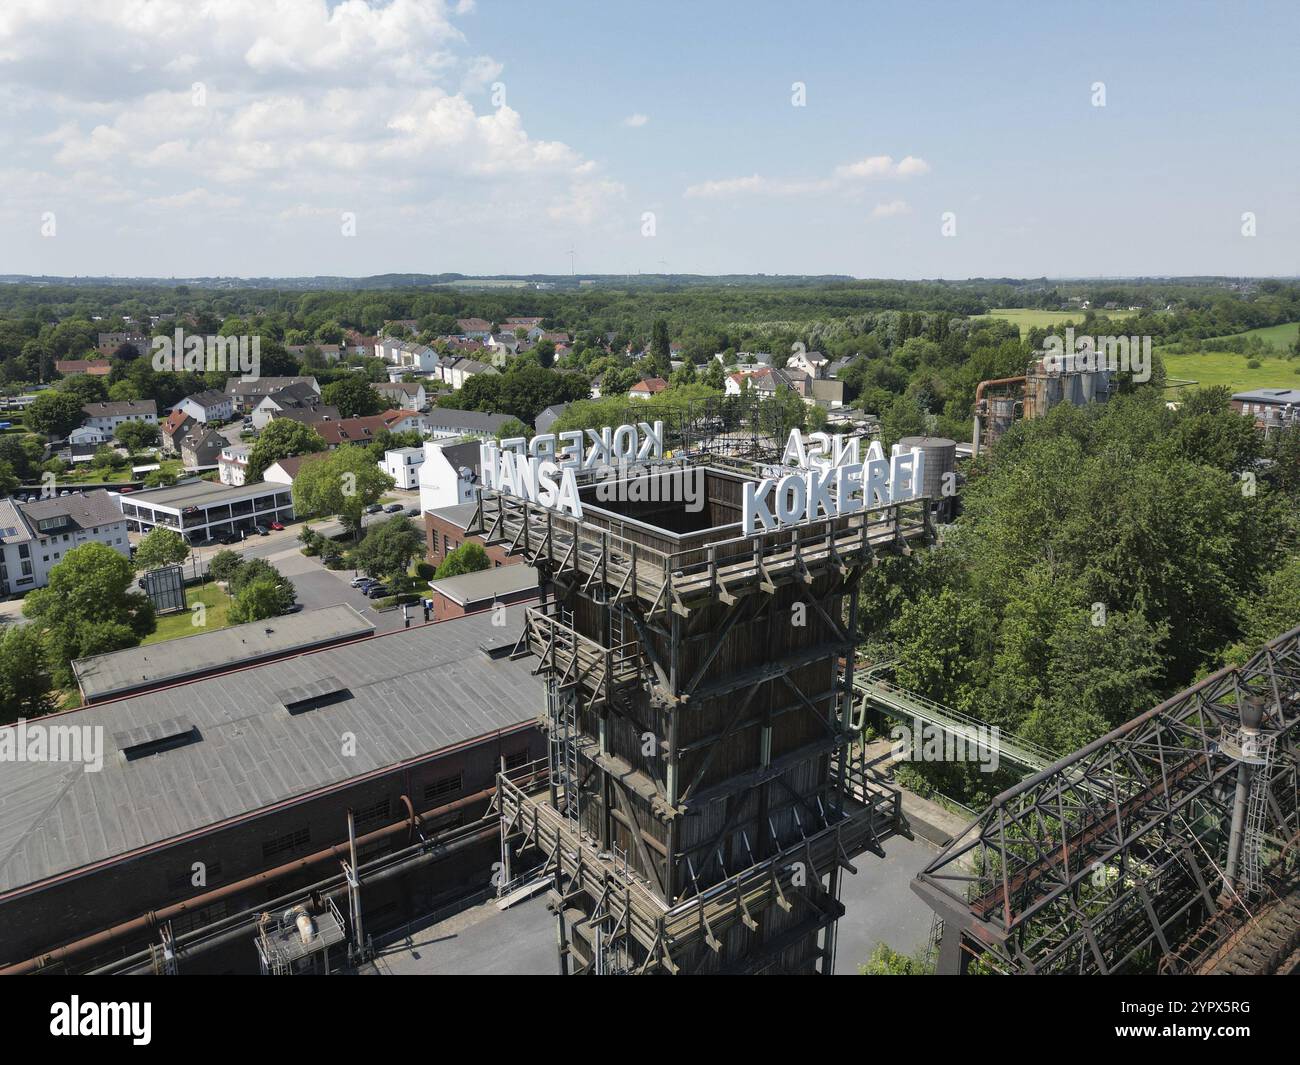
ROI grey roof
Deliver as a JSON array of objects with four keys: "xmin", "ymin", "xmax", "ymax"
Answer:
[
  {"xmin": 429, "ymin": 565, "xmax": 539, "ymax": 606},
  {"xmin": 434, "ymin": 440, "xmax": 483, "ymax": 476},
  {"xmin": 184, "ymin": 389, "xmax": 228, "ymax": 407},
  {"xmin": 427, "ymin": 502, "xmax": 479, "ymax": 531},
  {"xmin": 72, "ymin": 604, "xmax": 375, "ymax": 703},
  {"xmin": 0, "ymin": 498, "xmax": 28, "ymax": 544},
  {"xmin": 1233, "ymin": 388, "xmax": 1300, "ymax": 404},
  {"xmin": 18, "ymin": 489, "xmax": 125, "ymax": 536},
  {"xmin": 81, "ymin": 400, "xmax": 157, "ymax": 418},
  {"xmin": 534, "ymin": 403, "xmax": 569, "ymax": 433},
  {"xmin": 0, "ymin": 603, "xmax": 542, "ymax": 894},
  {"xmin": 262, "ymin": 380, "xmax": 323, "ymax": 407},
  {"xmin": 426, "ymin": 409, "xmax": 512, "ymax": 433},
  {"xmin": 225, "ymin": 376, "xmax": 317, "ymax": 398},
  {"xmin": 124, "ymin": 479, "xmax": 287, "ymax": 511}
]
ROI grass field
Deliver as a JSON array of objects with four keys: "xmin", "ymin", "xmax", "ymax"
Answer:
[
  {"xmin": 1203, "ymin": 321, "xmax": 1300, "ymax": 350},
  {"xmin": 1161, "ymin": 349, "xmax": 1300, "ymax": 395},
  {"xmin": 142, "ymin": 581, "xmax": 232, "ymax": 644},
  {"xmin": 978, "ymin": 307, "xmax": 1136, "ymax": 332}
]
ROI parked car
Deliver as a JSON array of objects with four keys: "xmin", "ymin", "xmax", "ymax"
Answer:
[
  {"xmin": 364, "ymin": 583, "xmax": 390, "ymax": 598},
  {"xmin": 383, "ymin": 503, "xmax": 403, "ymax": 513},
  {"xmin": 405, "ymin": 507, "xmax": 420, "ymax": 517},
  {"xmin": 364, "ymin": 503, "xmax": 383, "ymax": 514},
  {"xmin": 269, "ymin": 521, "xmax": 285, "ymax": 531},
  {"xmin": 350, "ymin": 575, "xmax": 376, "ymax": 589},
  {"xmin": 254, "ymin": 525, "xmax": 270, "ymax": 536}
]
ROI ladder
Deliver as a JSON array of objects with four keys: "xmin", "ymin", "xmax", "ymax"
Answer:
[
  {"xmin": 549, "ymin": 684, "xmax": 581, "ymax": 831},
  {"xmin": 1242, "ymin": 735, "xmax": 1276, "ymax": 896}
]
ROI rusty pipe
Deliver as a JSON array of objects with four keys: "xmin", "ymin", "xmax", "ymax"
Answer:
[
  {"xmin": 1, "ymin": 788, "xmax": 493, "ymax": 976},
  {"xmin": 973, "ymin": 376, "xmax": 1026, "ymax": 405}
]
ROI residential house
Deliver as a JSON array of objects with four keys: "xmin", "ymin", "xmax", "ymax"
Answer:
[
  {"xmin": 374, "ymin": 381, "xmax": 427, "ymax": 411},
  {"xmin": 225, "ymin": 376, "xmax": 319, "ymax": 413},
  {"xmin": 426, "ymin": 409, "xmax": 513, "ymax": 440},
  {"xmin": 446, "ymin": 358, "xmax": 495, "ymax": 390},
  {"xmin": 310, "ymin": 410, "xmax": 424, "ymax": 448},
  {"xmin": 629, "ymin": 377, "xmax": 668, "ymax": 399},
  {"xmin": 263, "ymin": 452, "xmax": 326, "ymax": 486},
  {"xmin": 67, "ymin": 425, "xmax": 111, "ymax": 450},
  {"xmin": 175, "ymin": 389, "xmax": 234, "ymax": 424},
  {"xmin": 262, "ymin": 405, "xmax": 341, "ymax": 429},
  {"xmin": 95, "ymin": 333, "xmax": 150, "ymax": 357},
  {"xmin": 455, "ymin": 318, "xmax": 494, "ymax": 341},
  {"xmin": 180, "ymin": 425, "xmax": 227, "ymax": 470},
  {"xmin": 218, "ymin": 444, "xmax": 250, "ymax": 486},
  {"xmin": 534, "ymin": 403, "xmax": 569, "ymax": 435},
  {"xmin": 417, "ymin": 439, "xmax": 483, "ymax": 512},
  {"xmin": 160, "ymin": 410, "xmax": 195, "ymax": 455},
  {"xmin": 81, "ymin": 400, "xmax": 157, "ymax": 436},
  {"xmin": 252, "ymin": 380, "xmax": 333, "ymax": 429},
  {"xmin": 287, "ymin": 343, "xmax": 342, "ymax": 362},
  {"xmin": 0, "ymin": 491, "xmax": 130, "ymax": 595},
  {"xmin": 55, "ymin": 359, "xmax": 112, "ymax": 377},
  {"xmin": 380, "ymin": 446, "xmax": 425, "ymax": 490},
  {"xmin": 787, "ymin": 349, "xmax": 830, "ymax": 378}
]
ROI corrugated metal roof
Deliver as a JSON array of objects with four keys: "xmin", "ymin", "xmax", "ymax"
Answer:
[
  {"xmin": 72, "ymin": 604, "xmax": 375, "ymax": 702},
  {"xmin": 0, "ymin": 604, "xmax": 542, "ymax": 895}
]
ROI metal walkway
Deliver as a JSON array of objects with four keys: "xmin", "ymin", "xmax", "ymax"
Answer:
[{"xmin": 851, "ymin": 665, "xmax": 1056, "ymax": 775}]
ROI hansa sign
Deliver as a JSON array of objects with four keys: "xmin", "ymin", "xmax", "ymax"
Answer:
[
  {"xmin": 741, "ymin": 429, "xmax": 926, "ymax": 534},
  {"xmin": 479, "ymin": 420, "xmax": 666, "ymax": 520}
]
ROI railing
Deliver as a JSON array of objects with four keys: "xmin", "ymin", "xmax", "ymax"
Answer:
[{"xmin": 522, "ymin": 605, "xmax": 641, "ymax": 704}]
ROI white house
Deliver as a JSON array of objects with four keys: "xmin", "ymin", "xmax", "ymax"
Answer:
[
  {"xmin": 218, "ymin": 444, "xmax": 250, "ymax": 486},
  {"xmin": 175, "ymin": 389, "xmax": 234, "ymax": 424},
  {"xmin": 446, "ymin": 358, "xmax": 495, "ymax": 390},
  {"xmin": 251, "ymin": 381, "xmax": 333, "ymax": 429},
  {"xmin": 787, "ymin": 349, "xmax": 830, "ymax": 378},
  {"xmin": 68, "ymin": 425, "xmax": 111, "ymax": 448},
  {"xmin": 374, "ymin": 381, "xmax": 427, "ymax": 411},
  {"xmin": 0, "ymin": 491, "xmax": 130, "ymax": 595},
  {"xmin": 81, "ymin": 400, "xmax": 157, "ymax": 435},
  {"xmin": 425, "ymin": 409, "xmax": 513, "ymax": 440},
  {"xmin": 417, "ymin": 439, "xmax": 482, "ymax": 512},
  {"xmin": 380, "ymin": 446, "xmax": 425, "ymax": 490}
]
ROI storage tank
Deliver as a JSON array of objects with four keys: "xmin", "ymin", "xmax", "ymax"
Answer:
[{"xmin": 898, "ymin": 436, "xmax": 958, "ymax": 521}]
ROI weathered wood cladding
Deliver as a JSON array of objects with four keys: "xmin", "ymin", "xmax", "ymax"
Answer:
[{"xmin": 492, "ymin": 456, "xmax": 920, "ymax": 973}]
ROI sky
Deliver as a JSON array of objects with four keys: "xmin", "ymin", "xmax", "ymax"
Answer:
[{"xmin": 0, "ymin": 0, "xmax": 1297, "ymax": 280}]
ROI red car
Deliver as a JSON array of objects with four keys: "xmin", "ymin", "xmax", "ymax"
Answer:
[{"xmin": 270, "ymin": 521, "xmax": 285, "ymax": 531}]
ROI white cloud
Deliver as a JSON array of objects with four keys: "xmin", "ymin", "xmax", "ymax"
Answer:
[
  {"xmin": 870, "ymin": 200, "xmax": 911, "ymax": 220},
  {"xmin": 622, "ymin": 113, "xmax": 649, "ymax": 128},
  {"xmin": 688, "ymin": 153, "xmax": 931, "ymax": 200},
  {"xmin": 0, "ymin": 0, "xmax": 625, "ymax": 270}
]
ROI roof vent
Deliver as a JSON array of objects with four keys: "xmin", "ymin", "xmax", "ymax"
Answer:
[
  {"xmin": 114, "ymin": 716, "xmax": 200, "ymax": 760},
  {"xmin": 277, "ymin": 676, "xmax": 352, "ymax": 714}
]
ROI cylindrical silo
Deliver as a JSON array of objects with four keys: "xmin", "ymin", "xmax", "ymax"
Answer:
[{"xmin": 898, "ymin": 435, "xmax": 958, "ymax": 522}]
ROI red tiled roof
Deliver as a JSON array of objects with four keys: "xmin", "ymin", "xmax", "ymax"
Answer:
[
  {"xmin": 55, "ymin": 359, "xmax": 111, "ymax": 376},
  {"xmin": 630, "ymin": 377, "xmax": 668, "ymax": 394}
]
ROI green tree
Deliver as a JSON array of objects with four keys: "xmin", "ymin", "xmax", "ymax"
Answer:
[
  {"xmin": 433, "ymin": 541, "xmax": 490, "ymax": 579},
  {"xmin": 116, "ymin": 420, "xmax": 159, "ymax": 452},
  {"xmin": 134, "ymin": 527, "xmax": 190, "ymax": 571},
  {"xmin": 323, "ymin": 375, "xmax": 383, "ymax": 418},
  {"xmin": 229, "ymin": 577, "xmax": 296, "ymax": 623},
  {"xmin": 292, "ymin": 444, "xmax": 395, "ymax": 539},
  {"xmin": 352, "ymin": 515, "xmax": 423, "ymax": 583},
  {"xmin": 859, "ymin": 942, "xmax": 933, "ymax": 976},
  {"xmin": 649, "ymin": 318, "xmax": 672, "ymax": 378},
  {"xmin": 0, "ymin": 625, "xmax": 56, "ymax": 722},
  {"xmin": 207, "ymin": 548, "xmax": 243, "ymax": 583},
  {"xmin": 22, "ymin": 542, "xmax": 155, "ymax": 686},
  {"xmin": 26, "ymin": 390, "xmax": 85, "ymax": 437},
  {"xmin": 244, "ymin": 418, "xmax": 326, "ymax": 482}
]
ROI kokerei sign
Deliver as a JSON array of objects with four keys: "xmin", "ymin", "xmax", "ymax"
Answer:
[{"xmin": 478, "ymin": 422, "xmax": 925, "ymax": 535}]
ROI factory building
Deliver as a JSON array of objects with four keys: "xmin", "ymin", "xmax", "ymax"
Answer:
[{"xmin": 0, "ymin": 604, "xmax": 546, "ymax": 975}]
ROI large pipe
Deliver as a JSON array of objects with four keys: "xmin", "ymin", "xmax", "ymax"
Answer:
[
  {"xmin": 100, "ymin": 823, "xmax": 500, "ymax": 975},
  {"xmin": 1, "ymin": 787, "xmax": 495, "ymax": 976},
  {"xmin": 971, "ymin": 376, "xmax": 1025, "ymax": 456}
]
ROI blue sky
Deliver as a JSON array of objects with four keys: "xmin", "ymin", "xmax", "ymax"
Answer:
[{"xmin": 0, "ymin": 0, "xmax": 1296, "ymax": 278}]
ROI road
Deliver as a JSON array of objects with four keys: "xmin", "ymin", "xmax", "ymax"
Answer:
[{"xmin": 0, "ymin": 488, "xmax": 426, "ymax": 634}]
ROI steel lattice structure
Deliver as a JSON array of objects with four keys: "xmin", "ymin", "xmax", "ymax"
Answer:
[{"xmin": 913, "ymin": 625, "xmax": 1300, "ymax": 975}]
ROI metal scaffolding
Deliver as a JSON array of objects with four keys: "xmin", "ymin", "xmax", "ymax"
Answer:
[{"xmin": 913, "ymin": 625, "xmax": 1300, "ymax": 975}]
